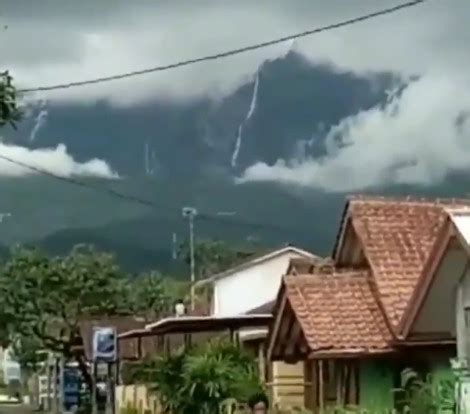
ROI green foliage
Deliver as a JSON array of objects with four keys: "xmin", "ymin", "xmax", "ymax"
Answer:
[
  {"xmin": 0, "ymin": 243, "xmax": 179, "ymax": 378},
  {"xmin": 394, "ymin": 367, "xmax": 456, "ymax": 414},
  {"xmin": 128, "ymin": 271, "xmax": 173, "ymax": 320},
  {"xmin": 131, "ymin": 341, "xmax": 263, "ymax": 414},
  {"xmin": 0, "ymin": 245, "xmax": 129, "ymax": 370},
  {"xmin": 0, "ymin": 71, "xmax": 22, "ymax": 129},
  {"xmin": 178, "ymin": 239, "xmax": 256, "ymax": 280}
]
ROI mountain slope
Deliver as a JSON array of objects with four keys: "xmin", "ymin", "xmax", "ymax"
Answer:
[{"xmin": 0, "ymin": 52, "xmax": 440, "ymax": 271}]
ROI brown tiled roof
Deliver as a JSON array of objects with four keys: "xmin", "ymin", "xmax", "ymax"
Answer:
[
  {"xmin": 284, "ymin": 270, "xmax": 392, "ymax": 354},
  {"xmin": 343, "ymin": 196, "xmax": 470, "ymax": 328}
]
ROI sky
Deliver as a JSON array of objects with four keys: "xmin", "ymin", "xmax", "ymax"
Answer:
[{"xmin": 2, "ymin": 0, "xmax": 470, "ymax": 189}]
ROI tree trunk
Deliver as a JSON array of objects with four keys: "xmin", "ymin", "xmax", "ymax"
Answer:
[{"xmin": 75, "ymin": 353, "xmax": 92, "ymax": 391}]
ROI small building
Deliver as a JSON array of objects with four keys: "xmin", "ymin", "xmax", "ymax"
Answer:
[
  {"xmin": 268, "ymin": 196, "xmax": 468, "ymax": 412},
  {"xmin": 202, "ymin": 245, "xmax": 318, "ymax": 317},
  {"xmin": 198, "ymin": 245, "xmax": 319, "ymax": 408},
  {"xmin": 117, "ymin": 314, "xmax": 272, "ymax": 413},
  {"xmin": 118, "ymin": 245, "xmax": 320, "ymax": 411}
]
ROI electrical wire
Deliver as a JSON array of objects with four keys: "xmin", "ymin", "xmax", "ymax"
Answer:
[
  {"xmin": 17, "ymin": 0, "xmax": 426, "ymax": 93},
  {"xmin": 0, "ymin": 152, "xmax": 298, "ymax": 233}
]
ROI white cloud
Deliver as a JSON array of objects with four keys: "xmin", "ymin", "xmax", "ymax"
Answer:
[
  {"xmin": 2, "ymin": 0, "xmax": 469, "ymax": 106},
  {"xmin": 3, "ymin": 0, "xmax": 470, "ymax": 192},
  {"xmin": 0, "ymin": 142, "xmax": 118, "ymax": 178},
  {"xmin": 239, "ymin": 73, "xmax": 470, "ymax": 191}
]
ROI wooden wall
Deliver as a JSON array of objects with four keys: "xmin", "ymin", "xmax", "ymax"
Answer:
[{"xmin": 268, "ymin": 361, "xmax": 306, "ymax": 410}]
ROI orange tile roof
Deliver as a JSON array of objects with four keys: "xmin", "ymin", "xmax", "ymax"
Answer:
[
  {"xmin": 284, "ymin": 269, "xmax": 392, "ymax": 353},
  {"xmin": 345, "ymin": 196, "xmax": 470, "ymax": 328}
]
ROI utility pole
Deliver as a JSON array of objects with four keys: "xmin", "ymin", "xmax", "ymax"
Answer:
[{"xmin": 182, "ymin": 207, "xmax": 197, "ymax": 311}]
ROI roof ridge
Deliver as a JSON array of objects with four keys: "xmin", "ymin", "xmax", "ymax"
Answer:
[
  {"xmin": 285, "ymin": 267, "xmax": 369, "ymax": 282},
  {"xmin": 347, "ymin": 194, "xmax": 470, "ymax": 206}
]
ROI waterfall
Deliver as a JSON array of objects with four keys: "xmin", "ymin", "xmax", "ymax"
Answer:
[
  {"xmin": 231, "ymin": 72, "xmax": 260, "ymax": 168},
  {"xmin": 29, "ymin": 100, "xmax": 48, "ymax": 143}
]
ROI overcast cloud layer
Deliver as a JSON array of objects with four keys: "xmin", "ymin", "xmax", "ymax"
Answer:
[{"xmin": 3, "ymin": 0, "xmax": 470, "ymax": 189}]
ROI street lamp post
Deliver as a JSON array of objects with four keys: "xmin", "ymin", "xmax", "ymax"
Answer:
[{"xmin": 182, "ymin": 207, "xmax": 197, "ymax": 311}]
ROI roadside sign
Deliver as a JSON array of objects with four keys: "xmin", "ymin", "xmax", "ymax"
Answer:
[
  {"xmin": 92, "ymin": 327, "xmax": 117, "ymax": 362},
  {"xmin": 63, "ymin": 367, "xmax": 80, "ymax": 411}
]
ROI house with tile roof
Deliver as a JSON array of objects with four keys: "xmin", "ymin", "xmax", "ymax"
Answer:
[
  {"xmin": 268, "ymin": 196, "xmax": 469, "ymax": 412},
  {"xmin": 399, "ymin": 208, "xmax": 470, "ymax": 362}
]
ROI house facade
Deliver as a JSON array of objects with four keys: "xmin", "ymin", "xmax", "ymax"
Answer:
[
  {"xmin": 268, "ymin": 196, "xmax": 468, "ymax": 412},
  {"xmin": 201, "ymin": 245, "xmax": 320, "ymax": 409},
  {"xmin": 208, "ymin": 246, "xmax": 318, "ymax": 317}
]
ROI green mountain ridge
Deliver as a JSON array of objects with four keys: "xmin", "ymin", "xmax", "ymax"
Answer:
[
  {"xmin": 0, "ymin": 172, "xmax": 466, "ymax": 272},
  {"xmin": 1, "ymin": 53, "xmax": 459, "ymax": 271}
]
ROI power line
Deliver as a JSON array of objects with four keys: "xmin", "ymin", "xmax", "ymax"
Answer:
[
  {"xmin": 0, "ymin": 152, "xmax": 297, "ymax": 234},
  {"xmin": 0, "ymin": 153, "xmax": 157, "ymax": 208},
  {"xmin": 18, "ymin": 0, "xmax": 426, "ymax": 93}
]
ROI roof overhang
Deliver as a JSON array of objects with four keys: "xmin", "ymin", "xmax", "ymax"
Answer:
[
  {"xmin": 118, "ymin": 314, "xmax": 272, "ymax": 340},
  {"xmin": 308, "ymin": 348, "xmax": 394, "ymax": 359}
]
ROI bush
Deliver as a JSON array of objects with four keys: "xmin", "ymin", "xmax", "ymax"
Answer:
[
  {"xmin": 394, "ymin": 367, "xmax": 455, "ymax": 414},
  {"xmin": 133, "ymin": 340, "xmax": 263, "ymax": 414}
]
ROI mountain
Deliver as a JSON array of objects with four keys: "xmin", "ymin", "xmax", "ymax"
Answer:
[{"xmin": 1, "ymin": 51, "xmax": 456, "ymax": 272}]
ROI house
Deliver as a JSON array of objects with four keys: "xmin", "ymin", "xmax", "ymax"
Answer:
[
  {"xmin": 268, "ymin": 196, "xmax": 469, "ymax": 412},
  {"xmin": 197, "ymin": 245, "xmax": 320, "ymax": 408},
  {"xmin": 201, "ymin": 245, "xmax": 318, "ymax": 317},
  {"xmin": 117, "ymin": 245, "xmax": 320, "ymax": 411},
  {"xmin": 117, "ymin": 314, "xmax": 272, "ymax": 414},
  {"xmin": 400, "ymin": 208, "xmax": 470, "ymax": 364}
]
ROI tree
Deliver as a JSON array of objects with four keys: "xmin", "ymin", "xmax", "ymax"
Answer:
[
  {"xmin": 0, "ymin": 245, "xmax": 130, "ymax": 384},
  {"xmin": 0, "ymin": 71, "xmax": 22, "ymax": 128},
  {"xmin": 127, "ymin": 271, "xmax": 173, "ymax": 321},
  {"xmin": 178, "ymin": 239, "xmax": 255, "ymax": 280}
]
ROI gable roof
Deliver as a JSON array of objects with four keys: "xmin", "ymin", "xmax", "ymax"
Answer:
[
  {"xmin": 333, "ymin": 195, "xmax": 470, "ymax": 329},
  {"xmin": 268, "ymin": 268, "xmax": 393, "ymax": 358},
  {"xmin": 198, "ymin": 245, "xmax": 318, "ymax": 284},
  {"xmin": 399, "ymin": 208, "xmax": 470, "ymax": 338}
]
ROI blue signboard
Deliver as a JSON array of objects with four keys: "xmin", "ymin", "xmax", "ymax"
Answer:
[
  {"xmin": 62, "ymin": 367, "xmax": 80, "ymax": 411},
  {"xmin": 92, "ymin": 327, "xmax": 117, "ymax": 362}
]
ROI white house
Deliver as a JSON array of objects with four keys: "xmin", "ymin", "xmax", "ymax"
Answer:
[
  {"xmin": 207, "ymin": 246, "xmax": 318, "ymax": 317},
  {"xmin": 198, "ymin": 245, "xmax": 319, "ymax": 410}
]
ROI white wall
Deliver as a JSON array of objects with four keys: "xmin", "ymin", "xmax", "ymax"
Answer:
[
  {"xmin": 412, "ymin": 245, "xmax": 466, "ymax": 335},
  {"xmin": 212, "ymin": 251, "xmax": 306, "ymax": 316}
]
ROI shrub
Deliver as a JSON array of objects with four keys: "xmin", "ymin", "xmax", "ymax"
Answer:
[{"xmin": 133, "ymin": 340, "xmax": 263, "ymax": 414}]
